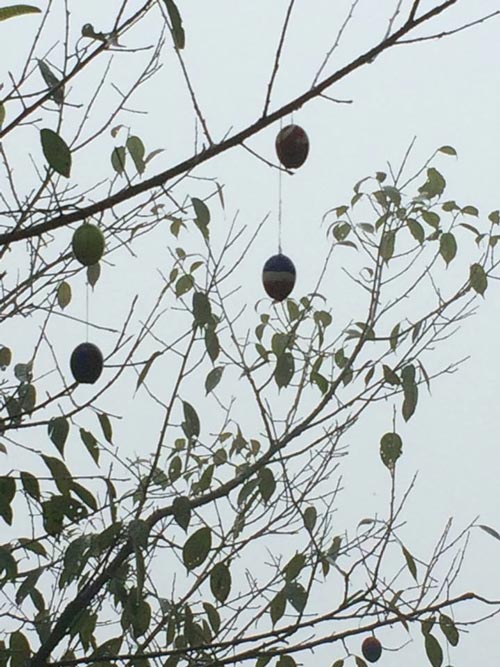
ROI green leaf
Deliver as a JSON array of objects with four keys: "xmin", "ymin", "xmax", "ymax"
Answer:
[
  {"xmin": 488, "ymin": 210, "xmax": 500, "ymax": 225},
  {"xmin": 478, "ymin": 524, "xmax": 500, "ymax": 541},
  {"xmin": 71, "ymin": 482, "xmax": 97, "ymax": 511},
  {"xmin": 421, "ymin": 210, "xmax": 440, "ymax": 228},
  {"xmin": 462, "ymin": 205, "xmax": 478, "ymax": 216},
  {"xmin": 18, "ymin": 383, "xmax": 36, "ymax": 414},
  {"xmin": 182, "ymin": 527, "xmax": 211, "ymax": 570},
  {"xmin": 164, "ymin": 0, "xmax": 185, "ymax": 49},
  {"xmin": 111, "ymin": 146, "xmax": 126, "ymax": 174},
  {"xmin": 20, "ymin": 471, "xmax": 40, "ymax": 501},
  {"xmin": 283, "ymin": 553, "xmax": 306, "ymax": 582},
  {"xmin": 270, "ymin": 590, "xmax": 286, "ymax": 625},
  {"xmin": 439, "ymin": 614, "xmax": 459, "ymax": 646},
  {"xmin": 0, "ymin": 101, "xmax": 5, "ymax": 127},
  {"xmin": 303, "ymin": 506, "xmax": 317, "ymax": 531},
  {"xmin": 192, "ymin": 291, "xmax": 212, "ymax": 328},
  {"xmin": 258, "ymin": 467, "xmax": 275, "ymax": 503},
  {"xmin": 48, "ymin": 417, "xmax": 69, "ymax": 456},
  {"xmin": 331, "ymin": 661, "xmax": 344, "ymax": 667},
  {"xmin": 274, "ymin": 352, "xmax": 294, "ymax": 389},
  {"xmin": 97, "ymin": 412, "xmax": 113, "ymax": 444},
  {"xmin": 0, "ymin": 476, "xmax": 15, "ymax": 525},
  {"xmin": 182, "ymin": 401, "xmax": 200, "ymax": 440},
  {"xmin": 80, "ymin": 428, "xmax": 99, "ymax": 464},
  {"xmin": 126, "ymin": 136, "xmax": 146, "ymax": 174},
  {"xmin": 383, "ymin": 365, "xmax": 400, "ymax": 386},
  {"xmin": 424, "ymin": 634, "xmax": 443, "ymax": 667},
  {"xmin": 128, "ymin": 519, "xmax": 150, "ymax": 550},
  {"xmin": 277, "ymin": 657, "xmax": 296, "ymax": 667},
  {"xmin": 439, "ymin": 232, "xmax": 457, "ymax": 266},
  {"xmin": 57, "ymin": 281, "xmax": 71, "ymax": 309},
  {"xmin": 169, "ymin": 456, "xmax": 182, "ymax": 483},
  {"xmin": 407, "ymin": 219, "xmax": 425, "ymax": 244},
  {"xmin": 175, "ymin": 274, "xmax": 194, "ymax": 297},
  {"xmin": 419, "ymin": 168, "xmax": 446, "ymax": 198},
  {"xmin": 0, "ymin": 5, "xmax": 40, "ymax": 21},
  {"xmin": 438, "ymin": 145, "xmax": 457, "ymax": 156},
  {"xmin": 205, "ymin": 366, "xmax": 223, "ymax": 395},
  {"xmin": 402, "ymin": 546, "xmax": 417, "ymax": 581},
  {"xmin": 205, "ymin": 326, "xmax": 220, "ymax": 362},
  {"xmin": 87, "ymin": 262, "xmax": 101, "ymax": 288},
  {"xmin": 172, "ymin": 496, "xmax": 191, "ymax": 531},
  {"xmin": 0, "ymin": 346, "xmax": 11, "ymax": 369},
  {"xmin": 9, "ymin": 631, "xmax": 30, "ymax": 667},
  {"xmin": 192, "ymin": 197, "xmax": 210, "ymax": 225},
  {"xmin": 470, "ymin": 263, "xmax": 487, "ymax": 296},
  {"xmin": 136, "ymin": 350, "xmax": 162, "ymax": 389},
  {"xmin": 40, "ymin": 128, "xmax": 71, "ymax": 178},
  {"xmin": 42, "ymin": 455, "xmax": 72, "ymax": 495},
  {"xmin": 380, "ymin": 432, "xmax": 402, "ymax": 470},
  {"xmin": 390, "ymin": 323, "xmax": 400, "ymax": 352},
  {"xmin": 38, "ymin": 60, "xmax": 64, "ymax": 105},
  {"xmin": 0, "ymin": 544, "xmax": 17, "ymax": 581},
  {"xmin": 355, "ymin": 658, "xmax": 367, "ymax": 667},
  {"xmin": 210, "ymin": 562, "xmax": 231, "ymax": 603},
  {"xmin": 285, "ymin": 581, "xmax": 307, "ymax": 613},
  {"xmin": 380, "ymin": 230, "xmax": 395, "ymax": 261}
]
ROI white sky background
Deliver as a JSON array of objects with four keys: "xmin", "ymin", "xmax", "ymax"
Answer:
[{"xmin": 1, "ymin": 0, "xmax": 500, "ymax": 664}]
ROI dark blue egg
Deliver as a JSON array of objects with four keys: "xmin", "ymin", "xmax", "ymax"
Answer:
[
  {"xmin": 70, "ymin": 342, "xmax": 103, "ymax": 384},
  {"xmin": 262, "ymin": 253, "xmax": 296, "ymax": 302}
]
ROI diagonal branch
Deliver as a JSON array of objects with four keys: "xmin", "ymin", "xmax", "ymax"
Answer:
[{"xmin": 0, "ymin": 0, "xmax": 463, "ymax": 248}]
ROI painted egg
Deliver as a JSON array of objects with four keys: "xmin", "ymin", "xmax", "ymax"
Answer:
[
  {"xmin": 275, "ymin": 124, "xmax": 309, "ymax": 169},
  {"xmin": 262, "ymin": 254, "xmax": 296, "ymax": 301},
  {"xmin": 70, "ymin": 342, "xmax": 103, "ymax": 384},
  {"xmin": 72, "ymin": 223, "xmax": 105, "ymax": 266},
  {"xmin": 361, "ymin": 637, "xmax": 382, "ymax": 663}
]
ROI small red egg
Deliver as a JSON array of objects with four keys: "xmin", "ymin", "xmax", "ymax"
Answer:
[
  {"xmin": 275, "ymin": 124, "xmax": 309, "ymax": 169},
  {"xmin": 262, "ymin": 254, "xmax": 296, "ymax": 302}
]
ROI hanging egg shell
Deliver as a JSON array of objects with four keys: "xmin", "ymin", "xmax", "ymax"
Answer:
[
  {"xmin": 262, "ymin": 254, "xmax": 296, "ymax": 302},
  {"xmin": 361, "ymin": 637, "xmax": 382, "ymax": 663},
  {"xmin": 72, "ymin": 223, "xmax": 105, "ymax": 266},
  {"xmin": 70, "ymin": 342, "xmax": 103, "ymax": 384},
  {"xmin": 275, "ymin": 124, "xmax": 309, "ymax": 169}
]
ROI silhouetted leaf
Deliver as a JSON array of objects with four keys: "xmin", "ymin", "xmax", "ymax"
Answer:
[
  {"xmin": 270, "ymin": 590, "xmax": 286, "ymax": 625},
  {"xmin": 87, "ymin": 262, "xmax": 101, "ymax": 288},
  {"xmin": 284, "ymin": 553, "xmax": 306, "ymax": 582},
  {"xmin": 0, "ymin": 5, "xmax": 40, "ymax": 21},
  {"xmin": 80, "ymin": 428, "xmax": 99, "ymax": 463},
  {"xmin": 380, "ymin": 230, "xmax": 395, "ymax": 261},
  {"xmin": 48, "ymin": 417, "xmax": 69, "ymax": 456},
  {"xmin": 57, "ymin": 281, "xmax": 71, "ymax": 309},
  {"xmin": 183, "ymin": 527, "xmax": 211, "ymax": 570},
  {"xmin": 164, "ymin": 0, "xmax": 185, "ymax": 49},
  {"xmin": 439, "ymin": 614, "xmax": 459, "ymax": 646},
  {"xmin": 439, "ymin": 232, "xmax": 457, "ymax": 266},
  {"xmin": 478, "ymin": 524, "xmax": 500, "ymax": 541},
  {"xmin": 111, "ymin": 146, "xmax": 126, "ymax": 174},
  {"xmin": 470, "ymin": 263, "xmax": 487, "ymax": 296},
  {"xmin": 172, "ymin": 496, "xmax": 191, "ymax": 531},
  {"xmin": 304, "ymin": 506, "xmax": 317, "ymax": 531},
  {"xmin": 285, "ymin": 582, "xmax": 307, "ymax": 613},
  {"xmin": 424, "ymin": 634, "xmax": 443, "ymax": 667},
  {"xmin": 136, "ymin": 350, "xmax": 162, "ymax": 389},
  {"xmin": 40, "ymin": 128, "xmax": 71, "ymax": 177},
  {"xmin": 402, "ymin": 546, "xmax": 417, "ymax": 581},
  {"xmin": 126, "ymin": 136, "xmax": 146, "ymax": 174},
  {"xmin": 274, "ymin": 352, "xmax": 294, "ymax": 389},
  {"xmin": 182, "ymin": 401, "xmax": 200, "ymax": 440},
  {"xmin": 210, "ymin": 562, "xmax": 231, "ymax": 603},
  {"xmin": 97, "ymin": 412, "xmax": 113, "ymax": 444},
  {"xmin": 205, "ymin": 366, "xmax": 223, "ymax": 395},
  {"xmin": 380, "ymin": 432, "xmax": 402, "ymax": 470},
  {"xmin": 258, "ymin": 467, "xmax": 276, "ymax": 503},
  {"xmin": 38, "ymin": 60, "xmax": 64, "ymax": 105}
]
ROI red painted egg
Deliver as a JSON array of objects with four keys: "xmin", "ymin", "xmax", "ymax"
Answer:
[
  {"xmin": 275, "ymin": 124, "xmax": 309, "ymax": 169},
  {"xmin": 70, "ymin": 342, "xmax": 103, "ymax": 384},
  {"xmin": 361, "ymin": 637, "xmax": 382, "ymax": 663},
  {"xmin": 262, "ymin": 254, "xmax": 296, "ymax": 302}
]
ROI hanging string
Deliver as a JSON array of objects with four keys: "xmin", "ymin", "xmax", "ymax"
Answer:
[
  {"xmin": 85, "ymin": 279, "xmax": 90, "ymax": 343},
  {"xmin": 278, "ymin": 117, "xmax": 283, "ymax": 254}
]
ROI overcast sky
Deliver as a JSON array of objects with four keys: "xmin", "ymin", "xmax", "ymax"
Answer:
[{"xmin": 1, "ymin": 1, "xmax": 500, "ymax": 664}]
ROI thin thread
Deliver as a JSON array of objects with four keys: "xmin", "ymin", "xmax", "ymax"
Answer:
[
  {"xmin": 278, "ymin": 117, "xmax": 283, "ymax": 253},
  {"xmin": 85, "ymin": 279, "xmax": 90, "ymax": 343}
]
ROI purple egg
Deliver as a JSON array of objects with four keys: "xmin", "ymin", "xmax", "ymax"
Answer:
[
  {"xmin": 70, "ymin": 342, "xmax": 103, "ymax": 384},
  {"xmin": 262, "ymin": 254, "xmax": 296, "ymax": 302}
]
